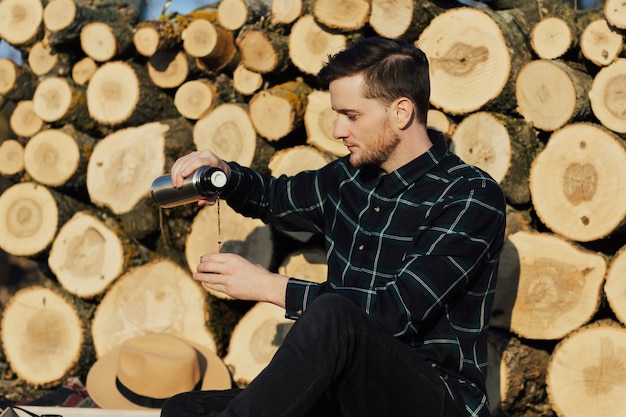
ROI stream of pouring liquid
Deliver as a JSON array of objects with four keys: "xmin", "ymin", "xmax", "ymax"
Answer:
[{"xmin": 217, "ymin": 195, "xmax": 222, "ymax": 252}]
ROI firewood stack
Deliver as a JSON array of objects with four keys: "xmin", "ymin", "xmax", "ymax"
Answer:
[{"xmin": 1, "ymin": 0, "xmax": 626, "ymax": 415}]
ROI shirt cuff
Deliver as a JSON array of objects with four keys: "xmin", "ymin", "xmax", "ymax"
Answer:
[{"xmin": 284, "ymin": 278, "xmax": 322, "ymax": 319}]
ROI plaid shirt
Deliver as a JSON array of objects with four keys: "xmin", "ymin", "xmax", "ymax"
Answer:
[{"xmin": 224, "ymin": 130, "xmax": 506, "ymax": 417}]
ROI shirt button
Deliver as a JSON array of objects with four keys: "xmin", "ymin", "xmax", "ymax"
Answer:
[
  {"xmin": 374, "ymin": 206, "xmax": 380, "ymax": 212},
  {"xmin": 358, "ymin": 244, "xmax": 365, "ymax": 250}
]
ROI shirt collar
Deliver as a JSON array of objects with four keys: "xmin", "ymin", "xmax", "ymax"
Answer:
[{"xmin": 377, "ymin": 129, "xmax": 448, "ymax": 196}]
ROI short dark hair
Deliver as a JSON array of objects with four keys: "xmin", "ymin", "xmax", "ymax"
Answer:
[{"xmin": 317, "ymin": 36, "xmax": 430, "ymax": 124}]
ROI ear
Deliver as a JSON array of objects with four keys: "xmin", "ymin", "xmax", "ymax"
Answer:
[{"xmin": 393, "ymin": 98, "xmax": 415, "ymax": 130}]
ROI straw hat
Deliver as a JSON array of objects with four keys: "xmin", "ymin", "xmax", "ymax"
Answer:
[{"xmin": 86, "ymin": 333, "xmax": 232, "ymax": 410}]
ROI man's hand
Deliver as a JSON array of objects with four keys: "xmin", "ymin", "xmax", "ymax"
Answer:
[
  {"xmin": 195, "ymin": 252, "xmax": 288, "ymax": 308},
  {"xmin": 170, "ymin": 150, "xmax": 232, "ymax": 194}
]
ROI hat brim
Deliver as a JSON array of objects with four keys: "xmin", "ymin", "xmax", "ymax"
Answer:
[{"xmin": 86, "ymin": 335, "xmax": 232, "ymax": 410}]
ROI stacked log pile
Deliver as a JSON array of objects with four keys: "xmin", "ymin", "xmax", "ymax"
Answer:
[{"xmin": 1, "ymin": 0, "xmax": 626, "ymax": 415}]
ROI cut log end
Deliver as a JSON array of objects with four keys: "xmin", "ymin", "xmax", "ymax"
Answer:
[
  {"xmin": 529, "ymin": 123, "xmax": 626, "ymax": 242},
  {"xmin": 49, "ymin": 212, "xmax": 128, "ymax": 299},
  {"xmin": 86, "ymin": 61, "xmax": 139, "ymax": 125},
  {"xmin": 24, "ymin": 129, "xmax": 80, "ymax": 186},
  {"xmin": 417, "ymin": 8, "xmax": 515, "ymax": 115},
  {"xmin": 547, "ymin": 321, "xmax": 626, "ymax": 417},
  {"xmin": 43, "ymin": 0, "xmax": 76, "ymax": 32},
  {"xmin": 530, "ymin": 17, "xmax": 574, "ymax": 60},
  {"xmin": 491, "ymin": 231, "xmax": 607, "ymax": 340},
  {"xmin": 0, "ymin": 139, "xmax": 25, "ymax": 176},
  {"xmin": 0, "ymin": 182, "xmax": 59, "ymax": 257},
  {"xmin": 134, "ymin": 26, "xmax": 160, "ymax": 57},
  {"xmin": 0, "ymin": 0, "xmax": 44, "ymax": 45},
  {"xmin": 81, "ymin": 22, "xmax": 118, "ymax": 62},
  {"xmin": 1, "ymin": 286, "xmax": 84, "ymax": 387}
]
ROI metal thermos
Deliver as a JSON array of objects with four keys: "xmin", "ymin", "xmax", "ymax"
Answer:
[{"xmin": 151, "ymin": 166, "xmax": 228, "ymax": 208}]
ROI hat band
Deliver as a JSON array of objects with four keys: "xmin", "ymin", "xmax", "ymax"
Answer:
[{"xmin": 115, "ymin": 377, "xmax": 202, "ymax": 408}]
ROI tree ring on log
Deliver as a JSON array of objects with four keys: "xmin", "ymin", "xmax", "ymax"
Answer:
[
  {"xmin": 529, "ymin": 123, "xmax": 626, "ymax": 241},
  {"xmin": 24, "ymin": 129, "xmax": 80, "ymax": 186},
  {"xmin": 0, "ymin": 182, "xmax": 58, "ymax": 256},
  {"xmin": 0, "ymin": 0, "xmax": 43, "ymax": 45},
  {"xmin": 417, "ymin": 8, "xmax": 513, "ymax": 115}
]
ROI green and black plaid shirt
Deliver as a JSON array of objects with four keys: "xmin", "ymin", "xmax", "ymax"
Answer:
[{"xmin": 224, "ymin": 129, "xmax": 506, "ymax": 417}]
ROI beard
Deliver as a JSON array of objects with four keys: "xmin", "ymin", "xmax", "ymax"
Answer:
[{"xmin": 349, "ymin": 129, "xmax": 401, "ymax": 169}]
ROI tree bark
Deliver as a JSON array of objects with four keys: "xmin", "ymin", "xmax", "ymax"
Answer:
[
  {"xmin": 451, "ymin": 111, "xmax": 540, "ymax": 205},
  {"xmin": 491, "ymin": 230, "xmax": 607, "ymax": 340},
  {"xmin": 487, "ymin": 329, "xmax": 553, "ymax": 417},
  {"xmin": 546, "ymin": 320, "xmax": 626, "ymax": 417},
  {"xmin": 529, "ymin": 122, "xmax": 626, "ymax": 242}
]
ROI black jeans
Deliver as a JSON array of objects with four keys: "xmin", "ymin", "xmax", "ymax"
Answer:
[{"xmin": 161, "ymin": 293, "xmax": 465, "ymax": 417}]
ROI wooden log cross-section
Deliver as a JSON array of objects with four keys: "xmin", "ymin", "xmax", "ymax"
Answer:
[
  {"xmin": 546, "ymin": 320, "xmax": 626, "ymax": 417},
  {"xmin": 0, "ymin": 182, "xmax": 85, "ymax": 258},
  {"xmin": 0, "ymin": 286, "xmax": 91, "ymax": 387},
  {"xmin": 48, "ymin": 210, "xmax": 152, "ymax": 299},
  {"xmin": 515, "ymin": 59, "xmax": 592, "ymax": 132},
  {"xmin": 451, "ymin": 111, "xmax": 540, "ymax": 205},
  {"xmin": 90, "ymin": 259, "xmax": 219, "ymax": 359},
  {"xmin": 490, "ymin": 230, "xmax": 607, "ymax": 340},
  {"xmin": 417, "ymin": 7, "xmax": 532, "ymax": 115},
  {"xmin": 529, "ymin": 122, "xmax": 626, "ymax": 242}
]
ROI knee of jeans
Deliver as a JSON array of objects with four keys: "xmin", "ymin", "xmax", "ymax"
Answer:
[{"xmin": 306, "ymin": 293, "xmax": 364, "ymax": 326}]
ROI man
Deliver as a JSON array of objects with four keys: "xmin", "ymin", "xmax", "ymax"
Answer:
[{"xmin": 162, "ymin": 36, "xmax": 506, "ymax": 417}]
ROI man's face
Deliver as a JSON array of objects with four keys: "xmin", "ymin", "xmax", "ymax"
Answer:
[{"xmin": 329, "ymin": 74, "xmax": 400, "ymax": 170}]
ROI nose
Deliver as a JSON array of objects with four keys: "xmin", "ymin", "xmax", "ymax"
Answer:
[{"xmin": 333, "ymin": 116, "xmax": 349, "ymax": 140}]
